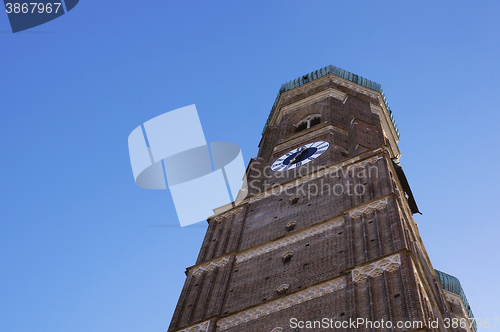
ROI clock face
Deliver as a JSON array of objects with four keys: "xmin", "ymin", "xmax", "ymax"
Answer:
[{"xmin": 271, "ymin": 141, "xmax": 330, "ymax": 172}]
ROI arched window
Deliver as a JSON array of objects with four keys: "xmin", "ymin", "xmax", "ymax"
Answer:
[
  {"xmin": 295, "ymin": 114, "xmax": 321, "ymax": 133},
  {"xmin": 310, "ymin": 116, "xmax": 321, "ymax": 127},
  {"xmin": 295, "ymin": 122, "xmax": 308, "ymax": 132}
]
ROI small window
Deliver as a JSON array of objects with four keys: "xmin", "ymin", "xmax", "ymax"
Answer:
[
  {"xmin": 294, "ymin": 114, "xmax": 321, "ymax": 133},
  {"xmin": 310, "ymin": 117, "xmax": 321, "ymax": 127},
  {"xmin": 295, "ymin": 122, "xmax": 308, "ymax": 132}
]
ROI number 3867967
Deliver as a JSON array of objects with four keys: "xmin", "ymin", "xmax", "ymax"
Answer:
[{"xmin": 5, "ymin": 3, "xmax": 62, "ymax": 14}]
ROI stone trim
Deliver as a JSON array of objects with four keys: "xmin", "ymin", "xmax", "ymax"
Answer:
[
  {"xmin": 370, "ymin": 103, "xmax": 400, "ymax": 157},
  {"xmin": 444, "ymin": 290, "xmax": 463, "ymax": 307},
  {"xmin": 189, "ymin": 216, "xmax": 343, "ymax": 275},
  {"xmin": 250, "ymin": 149, "xmax": 388, "ymax": 204},
  {"xmin": 176, "ymin": 320, "xmax": 211, "ymax": 332},
  {"xmin": 270, "ymin": 87, "xmax": 346, "ymax": 127},
  {"xmin": 351, "ymin": 253, "xmax": 401, "ymax": 283},
  {"xmin": 265, "ymin": 71, "xmax": 399, "ymax": 156},
  {"xmin": 236, "ymin": 216, "xmax": 344, "ymax": 263},
  {"xmin": 328, "ymin": 74, "xmax": 379, "ymax": 99},
  {"xmin": 349, "ymin": 197, "xmax": 389, "ymax": 219},
  {"xmin": 191, "ymin": 195, "xmax": 392, "ymax": 275},
  {"xmin": 412, "ymin": 261, "xmax": 429, "ymax": 302},
  {"xmin": 272, "ymin": 124, "xmax": 347, "ymax": 155},
  {"xmin": 346, "ymin": 155, "xmax": 383, "ymax": 171},
  {"xmin": 269, "ymin": 74, "xmax": 381, "ymax": 128},
  {"xmin": 191, "ymin": 256, "xmax": 230, "ymax": 277},
  {"xmin": 213, "ymin": 207, "xmax": 243, "ymax": 222},
  {"xmin": 216, "ymin": 276, "xmax": 346, "ymax": 331}
]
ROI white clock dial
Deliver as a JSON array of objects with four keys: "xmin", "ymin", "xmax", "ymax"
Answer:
[{"xmin": 270, "ymin": 141, "xmax": 329, "ymax": 172}]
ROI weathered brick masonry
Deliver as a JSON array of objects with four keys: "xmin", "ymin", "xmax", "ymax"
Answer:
[{"xmin": 168, "ymin": 67, "xmax": 472, "ymax": 332}]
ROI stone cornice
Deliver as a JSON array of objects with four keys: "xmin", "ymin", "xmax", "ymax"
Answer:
[
  {"xmin": 269, "ymin": 87, "xmax": 346, "ymax": 127},
  {"xmin": 351, "ymin": 253, "xmax": 401, "ymax": 283},
  {"xmin": 175, "ymin": 320, "xmax": 211, "ymax": 332},
  {"xmin": 213, "ymin": 207, "xmax": 243, "ymax": 222},
  {"xmin": 213, "ymin": 146, "xmax": 390, "ymax": 212},
  {"xmin": 189, "ymin": 195, "xmax": 392, "ymax": 276},
  {"xmin": 236, "ymin": 215, "xmax": 344, "ymax": 263},
  {"xmin": 249, "ymin": 152, "xmax": 386, "ymax": 204},
  {"xmin": 191, "ymin": 256, "xmax": 230, "ymax": 277},
  {"xmin": 216, "ymin": 275, "xmax": 346, "ymax": 331},
  {"xmin": 272, "ymin": 124, "xmax": 347, "ymax": 157},
  {"xmin": 348, "ymin": 197, "xmax": 389, "ymax": 219}
]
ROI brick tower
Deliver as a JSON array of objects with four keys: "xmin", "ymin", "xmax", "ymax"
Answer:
[{"xmin": 168, "ymin": 66, "xmax": 475, "ymax": 332}]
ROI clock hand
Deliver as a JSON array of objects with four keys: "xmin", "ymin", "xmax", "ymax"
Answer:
[{"xmin": 290, "ymin": 147, "xmax": 308, "ymax": 164}]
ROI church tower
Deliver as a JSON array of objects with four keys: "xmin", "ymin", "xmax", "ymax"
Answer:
[{"xmin": 168, "ymin": 66, "xmax": 475, "ymax": 332}]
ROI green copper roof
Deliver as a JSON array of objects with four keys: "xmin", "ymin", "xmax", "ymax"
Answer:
[
  {"xmin": 435, "ymin": 269, "xmax": 476, "ymax": 331},
  {"xmin": 262, "ymin": 65, "xmax": 400, "ymax": 138}
]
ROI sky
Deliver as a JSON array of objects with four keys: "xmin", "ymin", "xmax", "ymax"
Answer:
[{"xmin": 1, "ymin": 1, "xmax": 499, "ymax": 331}]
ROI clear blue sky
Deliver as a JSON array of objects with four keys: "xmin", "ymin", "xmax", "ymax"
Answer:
[{"xmin": 1, "ymin": 1, "xmax": 499, "ymax": 331}]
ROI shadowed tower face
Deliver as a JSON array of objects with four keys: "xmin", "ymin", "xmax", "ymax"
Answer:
[{"xmin": 168, "ymin": 66, "xmax": 475, "ymax": 332}]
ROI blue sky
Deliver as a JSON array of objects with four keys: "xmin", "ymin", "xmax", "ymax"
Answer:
[{"xmin": 1, "ymin": 1, "xmax": 499, "ymax": 331}]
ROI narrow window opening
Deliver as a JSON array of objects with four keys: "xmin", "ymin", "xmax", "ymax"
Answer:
[
  {"xmin": 295, "ymin": 122, "xmax": 308, "ymax": 132},
  {"xmin": 295, "ymin": 115, "xmax": 321, "ymax": 133},
  {"xmin": 310, "ymin": 116, "xmax": 321, "ymax": 127}
]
